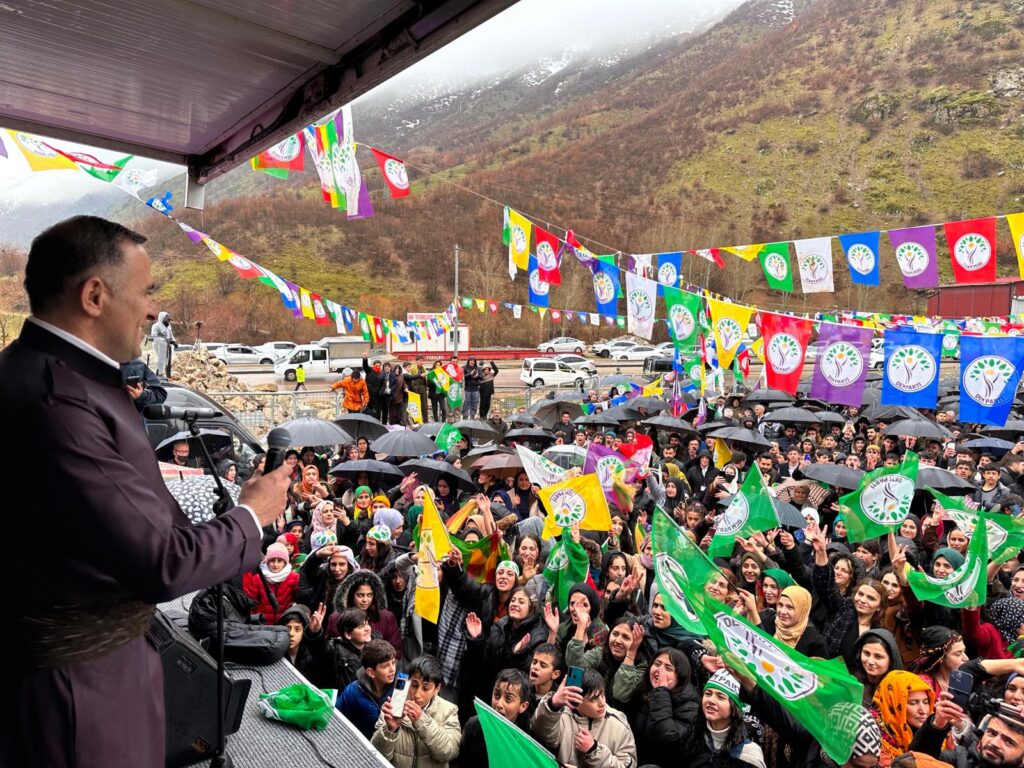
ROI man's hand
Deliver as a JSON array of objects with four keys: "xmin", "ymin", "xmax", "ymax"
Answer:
[
  {"xmin": 551, "ymin": 677, "xmax": 583, "ymax": 710},
  {"xmin": 240, "ymin": 463, "xmax": 293, "ymax": 527},
  {"xmin": 126, "ymin": 383, "xmax": 145, "ymax": 400}
]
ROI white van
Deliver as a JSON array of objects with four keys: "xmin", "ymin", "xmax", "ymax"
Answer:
[{"xmin": 520, "ymin": 358, "xmax": 591, "ymax": 388}]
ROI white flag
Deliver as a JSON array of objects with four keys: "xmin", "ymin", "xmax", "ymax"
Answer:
[
  {"xmin": 112, "ymin": 166, "xmax": 158, "ymax": 198},
  {"xmin": 515, "ymin": 445, "xmax": 567, "ymax": 488},
  {"xmin": 625, "ymin": 272, "xmax": 657, "ymax": 340},
  {"xmin": 795, "ymin": 237, "xmax": 835, "ymax": 294},
  {"xmin": 512, "ymin": 304, "xmax": 523, "ymax": 320}
]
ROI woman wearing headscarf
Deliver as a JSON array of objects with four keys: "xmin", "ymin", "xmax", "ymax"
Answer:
[
  {"xmin": 297, "ymin": 543, "xmax": 358, "ymax": 611},
  {"xmin": 330, "ymin": 570, "xmax": 402, "ymax": 658},
  {"xmin": 373, "ymin": 507, "xmax": 411, "ymax": 551},
  {"xmin": 909, "ymin": 626, "xmax": 968, "ymax": 699},
  {"xmin": 762, "ymin": 585, "xmax": 828, "ymax": 658},
  {"xmin": 295, "ymin": 463, "xmax": 331, "ymax": 507},
  {"xmin": 508, "ymin": 471, "xmax": 539, "ymax": 520},
  {"xmin": 872, "ymin": 670, "xmax": 936, "ymax": 764},
  {"xmin": 757, "ymin": 568, "xmax": 793, "ymax": 625},
  {"xmin": 556, "ymin": 582, "xmax": 608, "ymax": 652},
  {"xmin": 851, "ymin": 628, "xmax": 905, "ymax": 707},
  {"xmin": 962, "ymin": 597, "xmax": 1024, "ymax": 660},
  {"xmin": 306, "ymin": 499, "xmax": 359, "ymax": 553},
  {"xmin": 360, "ymin": 524, "xmax": 396, "ymax": 572}
]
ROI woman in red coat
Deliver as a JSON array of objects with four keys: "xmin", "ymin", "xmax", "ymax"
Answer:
[{"xmin": 243, "ymin": 542, "xmax": 300, "ymax": 624}]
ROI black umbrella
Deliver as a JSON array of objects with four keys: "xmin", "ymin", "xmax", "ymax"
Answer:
[
  {"xmin": 707, "ymin": 426, "xmax": 771, "ymax": 448},
  {"xmin": 884, "ymin": 419, "xmax": 952, "ymax": 439},
  {"xmin": 462, "ymin": 443, "xmax": 515, "ymax": 469},
  {"xmin": 962, "ymin": 437, "xmax": 1015, "ymax": 454},
  {"xmin": 861, "ymin": 387, "xmax": 883, "ymax": 406},
  {"xmin": 575, "ymin": 412, "xmax": 620, "ymax": 428},
  {"xmin": 370, "ymin": 429, "xmax": 442, "ymax": 458},
  {"xmin": 507, "ymin": 413, "xmax": 542, "ymax": 427},
  {"xmin": 743, "ymin": 388, "xmax": 795, "ymax": 404},
  {"xmin": 814, "ymin": 411, "xmax": 848, "ymax": 426},
  {"xmin": 165, "ymin": 474, "xmax": 241, "ymax": 525},
  {"xmin": 452, "ymin": 419, "xmax": 500, "ymax": 441},
  {"xmin": 529, "ymin": 399, "xmax": 584, "ymax": 429},
  {"xmin": 642, "ymin": 414, "xmax": 696, "ymax": 433},
  {"xmin": 503, "ymin": 427, "xmax": 557, "ymax": 446},
  {"xmin": 763, "ymin": 406, "xmax": 821, "ymax": 425},
  {"xmin": 917, "ymin": 466, "xmax": 974, "ymax": 493},
  {"xmin": 415, "ymin": 422, "xmax": 446, "ymax": 438},
  {"xmin": 631, "ymin": 396, "xmax": 669, "ymax": 413},
  {"xmin": 275, "ymin": 417, "xmax": 353, "ymax": 446},
  {"xmin": 334, "ymin": 413, "xmax": 388, "ymax": 440},
  {"xmin": 399, "ymin": 458, "xmax": 474, "ymax": 491},
  {"xmin": 860, "ymin": 404, "xmax": 921, "ymax": 422},
  {"xmin": 155, "ymin": 428, "xmax": 230, "ymax": 453},
  {"xmin": 799, "ymin": 463, "xmax": 865, "ymax": 490},
  {"xmin": 982, "ymin": 420, "xmax": 1024, "ymax": 440},
  {"xmin": 602, "ymin": 403, "xmax": 644, "ymax": 422},
  {"xmin": 328, "ymin": 458, "xmax": 405, "ymax": 486},
  {"xmin": 697, "ymin": 419, "xmax": 732, "ymax": 433}
]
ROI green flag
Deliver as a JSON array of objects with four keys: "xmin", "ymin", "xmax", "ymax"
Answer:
[
  {"xmin": 446, "ymin": 380, "xmax": 464, "ymax": 411},
  {"xmin": 941, "ymin": 321, "xmax": 960, "ymax": 359},
  {"xmin": 653, "ymin": 509, "xmax": 865, "ymax": 764},
  {"xmin": 435, "ymin": 423, "xmax": 464, "ymax": 452},
  {"xmin": 502, "ymin": 206, "xmax": 511, "ymax": 247},
  {"xmin": 929, "ymin": 487, "xmax": 1024, "ymax": 564},
  {"xmin": 838, "ymin": 451, "xmax": 919, "ymax": 543},
  {"xmin": 474, "ymin": 698, "xmax": 557, "ymax": 768},
  {"xmin": 652, "ymin": 506, "xmax": 714, "ymax": 637},
  {"xmin": 663, "ymin": 287, "xmax": 702, "ymax": 351},
  {"xmin": 906, "ymin": 512, "xmax": 989, "ymax": 608},
  {"xmin": 708, "ymin": 465, "xmax": 778, "ymax": 557},
  {"xmin": 543, "ymin": 535, "xmax": 590, "ymax": 611},
  {"xmin": 83, "ymin": 154, "xmax": 132, "ymax": 183},
  {"xmin": 758, "ymin": 241, "xmax": 794, "ymax": 292}
]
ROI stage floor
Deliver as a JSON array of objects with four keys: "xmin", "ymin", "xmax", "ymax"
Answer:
[{"xmin": 159, "ymin": 594, "xmax": 391, "ymax": 768}]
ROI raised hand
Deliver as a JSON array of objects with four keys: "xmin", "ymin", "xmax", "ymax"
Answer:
[
  {"xmin": 309, "ymin": 602, "xmax": 327, "ymax": 634},
  {"xmin": 543, "ymin": 602, "xmax": 560, "ymax": 635},
  {"xmin": 465, "ymin": 612, "xmax": 483, "ymax": 639}
]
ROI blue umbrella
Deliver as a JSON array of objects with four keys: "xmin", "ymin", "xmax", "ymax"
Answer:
[{"xmin": 963, "ymin": 437, "xmax": 1015, "ymax": 454}]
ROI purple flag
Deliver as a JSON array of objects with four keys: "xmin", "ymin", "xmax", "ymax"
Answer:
[
  {"xmin": 0, "ymin": 134, "xmax": 7, "ymax": 159},
  {"xmin": 888, "ymin": 225, "xmax": 938, "ymax": 289},
  {"xmin": 809, "ymin": 324, "xmax": 874, "ymax": 407},
  {"xmin": 347, "ymin": 174, "xmax": 375, "ymax": 220},
  {"xmin": 284, "ymin": 280, "xmax": 303, "ymax": 317},
  {"xmin": 583, "ymin": 443, "xmax": 638, "ymax": 509}
]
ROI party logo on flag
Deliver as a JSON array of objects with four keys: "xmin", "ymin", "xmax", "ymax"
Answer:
[
  {"xmin": 962, "ymin": 355, "xmax": 1016, "ymax": 407},
  {"xmin": 383, "ymin": 158, "xmax": 408, "ymax": 190},
  {"xmin": 953, "ymin": 232, "xmax": 991, "ymax": 272},
  {"xmin": 266, "ymin": 135, "xmax": 302, "ymax": 163},
  {"xmin": 846, "ymin": 244, "xmax": 876, "ymax": 276},
  {"xmin": 549, "ymin": 487, "xmax": 587, "ymax": 528},
  {"xmin": 820, "ymin": 341, "xmax": 864, "ymax": 387},
  {"xmin": 886, "ymin": 345, "xmax": 937, "ymax": 393},
  {"xmin": 716, "ymin": 493, "xmax": 750, "ymax": 537},
  {"xmin": 766, "ymin": 334, "xmax": 803, "ymax": 375},
  {"xmin": 895, "ymin": 241, "xmax": 929, "ymax": 278},
  {"xmin": 594, "ymin": 271, "xmax": 616, "ymax": 304},
  {"xmin": 669, "ymin": 304, "xmax": 695, "ymax": 341},
  {"xmin": 862, "ymin": 474, "xmax": 916, "ymax": 527},
  {"xmin": 943, "ymin": 334, "xmax": 960, "ymax": 356},
  {"xmin": 512, "ymin": 223, "xmax": 528, "ymax": 256},
  {"xmin": 716, "ymin": 613, "xmax": 817, "ymax": 699},
  {"xmin": 763, "ymin": 250, "xmax": 789, "ymax": 282},
  {"xmin": 654, "ymin": 553, "xmax": 701, "ymax": 628},
  {"xmin": 16, "ymin": 132, "xmax": 59, "ymax": 158},
  {"xmin": 628, "ymin": 289, "xmax": 654, "ymax": 322},
  {"xmin": 529, "ymin": 267, "xmax": 549, "ymax": 297},
  {"xmin": 716, "ymin": 318, "xmax": 743, "ymax": 353},
  {"xmin": 536, "ymin": 240, "xmax": 558, "ymax": 273},
  {"xmin": 658, "ymin": 261, "xmax": 678, "ymax": 286}
]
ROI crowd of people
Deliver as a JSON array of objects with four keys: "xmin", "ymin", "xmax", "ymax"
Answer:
[{"xmin": 213, "ymin": 385, "xmax": 1024, "ymax": 768}]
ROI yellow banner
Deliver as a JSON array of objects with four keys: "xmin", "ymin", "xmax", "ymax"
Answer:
[
  {"xmin": 1007, "ymin": 212, "xmax": 1024, "ymax": 279},
  {"xmin": 507, "ymin": 209, "xmax": 533, "ymax": 271},
  {"xmin": 7, "ymin": 130, "xmax": 78, "ymax": 172},
  {"xmin": 299, "ymin": 288, "xmax": 316, "ymax": 319},
  {"xmin": 707, "ymin": 297, "xmax": 754, "ymax": 370},
  {"xmin": 538, "ymin": 473, "xmax": 611, "ymax": 539},
  {"xmin": 414, "ymin": 491, "xmax": 454, "ymax": 623},
  {"xmin": 713, "ymin": 437, "xmax": 733, "ymax": 469},
  {"xmin": 722, "ymin": 244, "xmax": 765, "ymax": 262},
  {"xmin": 406, "ymin": 391, "xmax": 424, "ymax": 424}
]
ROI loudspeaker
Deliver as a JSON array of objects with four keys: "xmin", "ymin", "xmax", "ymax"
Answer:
[{"xmin": 147, "ymin": 610, "xmax": 251, "ymax": 767}]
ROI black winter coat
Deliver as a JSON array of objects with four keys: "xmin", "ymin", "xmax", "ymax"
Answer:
[{"xmin": 631, "ymin": 684, "xmax": 700, "ymax": 768}]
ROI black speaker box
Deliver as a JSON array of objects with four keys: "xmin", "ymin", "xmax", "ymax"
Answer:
[{"xmin": 147, "ymin": 610, "xmax": 251, "ymax": 767}]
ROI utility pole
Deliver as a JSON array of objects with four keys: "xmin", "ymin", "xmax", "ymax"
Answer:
[{"xmin": 453, "ymin": 244, "xmax": 461, "ymax": 359}]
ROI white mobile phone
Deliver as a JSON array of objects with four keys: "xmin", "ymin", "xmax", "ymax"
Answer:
[{"xmin": 390, "ymin": 673, "xmax": 410, "ymax": 718}]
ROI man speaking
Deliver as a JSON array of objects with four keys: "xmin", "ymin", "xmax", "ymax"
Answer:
[{"xmin": 0, "ymin": 217, "xmax": 291, "ymax": 767}]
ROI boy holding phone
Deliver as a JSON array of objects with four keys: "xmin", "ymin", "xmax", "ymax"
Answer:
[{"xmin": 372, "ymin": 655, "xmax": 460, "ymax": 768}]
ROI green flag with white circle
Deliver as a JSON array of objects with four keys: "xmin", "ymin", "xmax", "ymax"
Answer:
[
  {"xmin": 839, "ymin": 451, "xmax": 919, "ymax": 543},
  {"xmin": 708, "ymin": 464, "xmax": 779, "ymax": 557},
  {"xmin": 906, "ymin": 511, "xmax": 989, "ymax": 608}
]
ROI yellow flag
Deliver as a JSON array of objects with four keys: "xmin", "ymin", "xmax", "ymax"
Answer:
[
  {"xmin": 713, "ymin": 437, "xmax": 733, "ymax": 469},
  {"xmin": 749, "ymin": 337, "xmax": 765, "ymax": 363},
  {"xmin": 201, "ymin": 236, "xmax": 232, "ymax": 261},
  {"xmin": 722, "ymin": 244, "xmax": 765, "ymax": 262},
  {"xmin": 475, "ymin": 298, "xmax": 486, "ymax": 313},
  {"xmin": 707, "ymin": 297, "xmax": 754, "ymax": 371},
  {"xmin": 299, "ymin": 288, "xmax": 316, "ymax": 320},
  {"xmin": 641, "ymin": 377, "xmax": 663, "ymax": 396},
  {"xmin": 1007, "ymin": 212, "xmax": 1024, "ymax": 279},
  {"xmin": 507, "ymin": 209, "xmax": 533, "ymax": 271},
  {"xmin": 414, "ymin": 491, "xmax": 453, "ymax": 623},
  {"xmin": 7, "ymin": 131, "xmax": 78, "ymax": 172},
  {"xmin": 406, "ymin": 391, "xmax": 424, "ymax": 424},
  {"xmin": 538, "ymin": 473, "xmax": 611, "ymax": 539}
]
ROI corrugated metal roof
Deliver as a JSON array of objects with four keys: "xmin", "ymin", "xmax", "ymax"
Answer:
[{"xmin": 0, "ymin": 0, "xmax": 516, "ymax": 183}]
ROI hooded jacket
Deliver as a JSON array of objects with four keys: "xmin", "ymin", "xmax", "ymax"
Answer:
[
  {"xmin": 532, "ymin": 692, "xmax": 637, "ymax": 768},
  {"xmin": 330, "ymin": 569, "xmax": 402, "ymax": 658},
  {"xmin": 631, "ymin": 682, "xmax": 701, "ymax": 768}
]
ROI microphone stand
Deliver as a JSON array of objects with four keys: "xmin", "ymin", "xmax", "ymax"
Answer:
[{"xmin": 185, "ymin": 415, "xmax": 234, "ymax": 768}]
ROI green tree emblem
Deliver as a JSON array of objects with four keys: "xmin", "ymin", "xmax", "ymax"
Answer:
[
  {"xmin": 821, "ymin": 342, "xmax": 863, "ymax": 387},
  {"xmin": 629, "ymin": 290, "xmax": 653, "ymax": 321},
  {"xmin": 717, "ymin": 614, "xmax": 817, "ymax": 700},
  {"xmin": 537, "ymin": 240, "xmax": 557, "ymax": 269},
  {"xmin": 895, "ymin": 242, "xmax": 928, "ymax": 277},
  {"xmin": 530, "ymin": 269, "xmax": 549, "ymax": 296},
  {"xmin": 846, "ymin": 244, "xmax": 875, "ymax": 275},
  {"xmin": 512, "ymin": 225, "xmax": 528, "ymax": 253},
  {"xmin": 764, "ymin": 252, "xmax": 788, "ymax": 280},
  {"xmin": 768, "ymin": 333, "xmax": 802, "ymax": 373},
  {"xmin": 594, "ymin": 272, "xmax": 616, "ymax": 303},
  {"xmin": 964, "ymin": 355, "xmax": 1015, "ymax": 406},
  {"xmin": 670, "ymin": 305, "xmax": 695, "ymax": 339},
  {"xmin": 550, "ymin": 489, "xmax": 586, "ymax": 528},
  {"xmin": 267, "ymin": 135, "xmax": 301, "ymax": 161},
  {"xmin": 717, "ymin": 318, "xmax": 742, "ymax": 350},
  {"xmin": 886, "ymin": 345, "xmax": 935, "ymax": 392},
  {"xmin": 659, "ymin": 262, "xmax": 678, "ymax": 285},
  {"xmin": 954, "ymin": 233, "xmax": 991, "ymax": 271},
  {"xmin": 801, "ymin": 253, "xmax": 828, "ymax": 283},
  {"xmin": 384, "ymin": 158, "xmax": 409, "ymax": 188},
  {"xmin": 863, "ymin": 475, "xmax": 914, "ymax": 524},
  {"xmin": 654, "ymin": 554, "xmax": 699, "ymax": 622}
]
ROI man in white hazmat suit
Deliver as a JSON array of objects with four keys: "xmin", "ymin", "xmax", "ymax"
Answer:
[{"xmin": 150, "ymin": 311, "xmax": 177, "ymax": 377}]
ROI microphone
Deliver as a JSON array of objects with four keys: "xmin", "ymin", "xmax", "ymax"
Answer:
[
  {"xmin": 143, "ymin": 404, "xmax": 222, "ymax": 420},
  {"xmin": 263, "ymin": 427, "xmax": 292, "ymax": 473}
]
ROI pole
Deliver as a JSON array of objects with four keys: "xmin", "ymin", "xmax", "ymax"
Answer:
[{"xmin": 453, "ymin": 244, "xmax": 461, "ymax": 358}]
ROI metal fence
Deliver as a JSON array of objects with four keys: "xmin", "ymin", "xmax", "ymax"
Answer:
[{"xmin": 204, "ymin": 385, "xmax": 547, "ymax": 435}]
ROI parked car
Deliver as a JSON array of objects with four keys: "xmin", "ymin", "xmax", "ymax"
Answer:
[
  {"xmin": 553, "ymin": 354, "xmax": 598, "ymax": 375},
  {"xmin": 194, "ymin": 342, "xmax": 226, "ymax": 354},
  {"xmin": 520, "ymin": 358, "xmax": 591, "ymax": 388},
  {"xmin": 538, "ymin": 336, "xmax": 586, "ymax": 354},
  {"xmin": 213, "ymin": 344, "xmax": 279, "ymax": 365},
  {"xmin": 804, "ymin": 341, "xmax": 826, "ymax": 361},
  {"xmin": 869, "ymin": 337, "xmax": 884, "ymax": 369},
  {"xmin": 591, "ymin": 339, "xmax": 638, "ymax": 358},
  {"xmin": 256, "ymin": 341, "xmax": 298, "ymax": 359},
  {"xmin": 615, "ymin": 345, "xmax": 660, "ymax": 361}
]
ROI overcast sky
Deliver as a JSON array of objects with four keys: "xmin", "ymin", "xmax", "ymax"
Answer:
[{"xmin": 0, "ymin": 0, "xmax": 738, "ymax": 208}]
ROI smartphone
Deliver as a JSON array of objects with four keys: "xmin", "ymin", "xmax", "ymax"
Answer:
[
  {"xmin": 565, "ymin": 666, "xmax": 585, "ymax": 690},
  {"xmin": 390, "ymin": 673, "xmax": 410, "ymax": 718},
  {"xmin": 793, "ymin": 528, "xmax": 806, "ymax": 543},
  {"xmin": 948, "ymin": 668, "xmax": 973, "ymax": 710},
  {"xmin": 804, "ymin": 453, "xmax": 811, "ymax": 462},
  {"xmin": 125, "ymin": 375, "xmax": 143, "ymax": 388}
]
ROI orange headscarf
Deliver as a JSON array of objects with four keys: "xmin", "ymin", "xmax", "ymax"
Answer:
[
  {"xmin": 300, "ymin": 465, "xmax": 323, "ymax": 497},
  {"xmin": 873, "ymin": 670, "xmax": 935, "ymax": 760}
]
